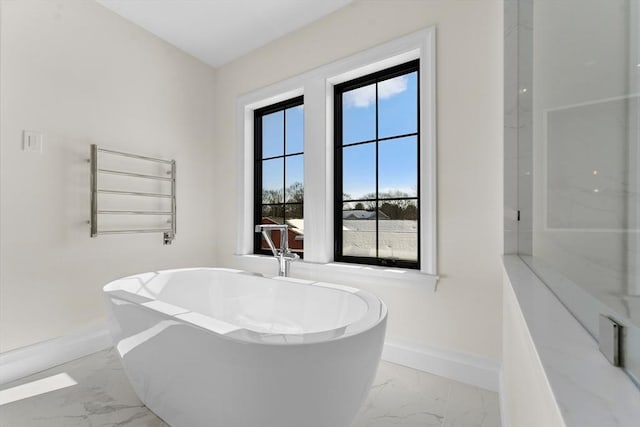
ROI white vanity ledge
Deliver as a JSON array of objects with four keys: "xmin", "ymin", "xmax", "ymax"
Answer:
[
  {"xmin": 233, "ymin": 254, "xmax": 438, "ymax": 291},
  {"xmin": 502, "ymin": 255, "xmax": 640, "ymax": 427}
]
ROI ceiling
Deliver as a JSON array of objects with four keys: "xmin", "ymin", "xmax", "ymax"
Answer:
[{"xmin": 97, "ymin": 0, "xmax": 353, "ymax": 68}]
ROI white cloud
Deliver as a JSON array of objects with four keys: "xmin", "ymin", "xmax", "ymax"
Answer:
[
  {"xmin": 344, "ymin": 85, "xmax": 376, "ymax": 108},
  {"xmin": 379, "ymin": 75, "xmax": 408, "ymax": 99},
  {"xmin": 343, "ymin": 75, "xmax": 408, "ymax": 108}
]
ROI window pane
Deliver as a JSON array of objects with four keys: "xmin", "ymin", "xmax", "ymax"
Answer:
[
  {"xmin": 285, "ymin": 203, "xmax": 303, "ymax": 220},
  {"xmin": 378, "ymin": 199, "xmax": 418, "ymax": 261},
  {"xmin": 284, "ymin": 204, "xmax": 304, "ymax": 253},
  {"xmin": 379, "ymin": 136, "xmax": 418, "ymax": 198},
  {"xmin": 262, "ymin": 158, "xmax": 283, "ymax": 204},
  {"xmin": 262, "ymin": 111, "xmax": 284, "ymax": 158},
  {"xmin": 285, "ymin": 204, "xmax": 304, "ymax": 253},
  {"xmin": 261, "ymin": 205, "xmax": 284, "ymax": 222},
  {"xmin": 342, "ymin": 84, "xmax": 376, "ymax": 145},
  {"xmin": 285, "ymin": 105, "xmax": 304, "ymax": 154},
  {"xmin": 378, "ymin": 72, "xmax": 418, "ymax": 139},
  {"xmin": 342, "ymin": 202, "xmax": 376, "ymax": 257},
  {"xmin": 343, "ymin": 142, "xmax": 376, "ymax": 200},
  {"xmin": 285, "ymin": 154, "xmax": 304, "ymax": 202}
]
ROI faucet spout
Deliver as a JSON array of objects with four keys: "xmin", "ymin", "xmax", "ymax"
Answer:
[{"xmin": 255, "ymin": 224, "xmax": 299, "ymax": 277}]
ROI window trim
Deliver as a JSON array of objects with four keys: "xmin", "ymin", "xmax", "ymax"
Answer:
[
  {"xmin": 253, "ymin": 95, "xmax": 305, "ymax": 256},
  {"xmin": 236, "ymin": 27, "xmax": 437, "ymax": 279},
  {"xmin": 334, "ymin": 59, "xmax": 421, "ymax": 269}
]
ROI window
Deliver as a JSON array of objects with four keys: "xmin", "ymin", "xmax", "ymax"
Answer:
[
  {"xmin": 238, "ymin": 28, "xmax": 435, "ymax": 277},
  {"xmin": 254, "ymin": 96, "xmax": 304, "ymax": 256},
  {"xmin": 334, "ymin": 60, "xmax": 420, "ymax": 268}
]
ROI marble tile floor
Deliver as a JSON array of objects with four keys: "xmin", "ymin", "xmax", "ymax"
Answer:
[{"xmin": 0, "ymin": 349, "xmax": 500, "ymax": 427}]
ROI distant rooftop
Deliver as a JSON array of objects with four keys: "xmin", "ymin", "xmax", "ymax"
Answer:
[{"xmin": 342, "ymin": 210, "xmax": 390, "ymax": 220}]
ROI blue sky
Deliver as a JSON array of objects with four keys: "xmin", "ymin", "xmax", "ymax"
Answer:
[
  {"xmin": 262, "ymin": 71, "xmax": 418, "ymax": 202},
  {"xmin": 262, "ymin": 105, "xmax": 304, "ymax": 202}
]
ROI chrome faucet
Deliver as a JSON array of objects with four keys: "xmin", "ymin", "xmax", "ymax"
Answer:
[{"xmin": 255, "ymin": 224, "xmax": 300, "ymax": 277}]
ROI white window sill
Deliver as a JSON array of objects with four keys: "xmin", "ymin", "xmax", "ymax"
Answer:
[{"xmin": 233, "ymin": 254, "xmax": 438, "ymax": 291}]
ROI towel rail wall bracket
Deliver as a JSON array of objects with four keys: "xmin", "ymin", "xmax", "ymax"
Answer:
[{"xmin": 89, "ymin": 144, "xmax": 176, "ymax": 244}]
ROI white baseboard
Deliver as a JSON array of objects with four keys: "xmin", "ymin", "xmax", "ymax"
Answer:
[
  {"xmin": 0, "ymin": 325, "xmax": 112, "ymax": 386},
  {"xmin": 382, "ymin": 339, "xmax": 500, "ymax": 392}
]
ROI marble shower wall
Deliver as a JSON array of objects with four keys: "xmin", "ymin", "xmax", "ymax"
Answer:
[
  {"xmin": 509, "ymin": 0, "xmax": 640, "ymax": 387},
  {"xmin": 503, "ymin": 0, "xmax": 533, "ymax": 256}
]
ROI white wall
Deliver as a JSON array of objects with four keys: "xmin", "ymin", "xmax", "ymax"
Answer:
[
  {"xmin": 213, "ymin": 0, "xmax": 504, "ymax": 360},
  {"xmin": 0, "ymin": 0, "xmax": 217, "ymax": 352}
]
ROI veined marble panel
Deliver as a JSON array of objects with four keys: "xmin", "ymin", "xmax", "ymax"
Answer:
[
  {"xmin": 504, "ymin": 0, "xmax": 519, "ymax": 255},
  {"xmin": 353, "ymin": 361, "xmax": 500, "ymax": 427},
  {"xmin": 0, "ymin": 350, "xmax": 167, "ymax": 427},
  {"xmin": 0, "ymin": 349, "xmax": 500, "ymax": 427}
]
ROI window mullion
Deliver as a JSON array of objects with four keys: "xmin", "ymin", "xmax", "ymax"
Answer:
[
  {"xmin": 283, "ymin": 108, "xmax": 287, "ymax": 223},
  {"xmin": 254, "ymin": 110, "xmax": 263, "ymax": 254},
  {"xmin": 375, "ymin": 80, "xmax": 380, "ymax": 259}
]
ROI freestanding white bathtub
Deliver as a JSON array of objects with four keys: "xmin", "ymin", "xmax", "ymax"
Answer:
[{"xmin": 103, "ymin": 268, "xmax": 387, "ymax": 427}]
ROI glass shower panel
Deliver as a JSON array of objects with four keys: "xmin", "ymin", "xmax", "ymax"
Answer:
[{"xmin": 518, "ymin": 0, "xmax": 640, "ymax": 386}]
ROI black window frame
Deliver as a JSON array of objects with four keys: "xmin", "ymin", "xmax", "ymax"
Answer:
[
  {"xmin": 254, "ymin": 95, "xmax": 304, "ymax": 256},
  {"xmin": 334, "ymin": 60, "xmax": 420, "ymax": 269}
]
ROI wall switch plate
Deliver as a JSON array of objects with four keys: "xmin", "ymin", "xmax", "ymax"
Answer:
[
  {"xmin": 22, "ymin": 130, "xmax": 43, "ymax": 153},
  {"xmin": 599, "ymin": 315, "xmax": 621, "ymax": 366}
]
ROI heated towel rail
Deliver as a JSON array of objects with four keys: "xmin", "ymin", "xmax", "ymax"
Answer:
[{"xmin": 89, "ymin": 144, "xmax": 176, "ymax": 244}]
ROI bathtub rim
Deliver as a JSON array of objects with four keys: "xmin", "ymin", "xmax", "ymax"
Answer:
[{"xmin": 103, "ymin": 267, "xmax": 388, "ymax": 347}]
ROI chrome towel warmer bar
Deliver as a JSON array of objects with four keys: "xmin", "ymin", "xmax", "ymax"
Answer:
[{"xmin": 89, "ymin": 144, "xmax": 176, "ymax": 244}]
